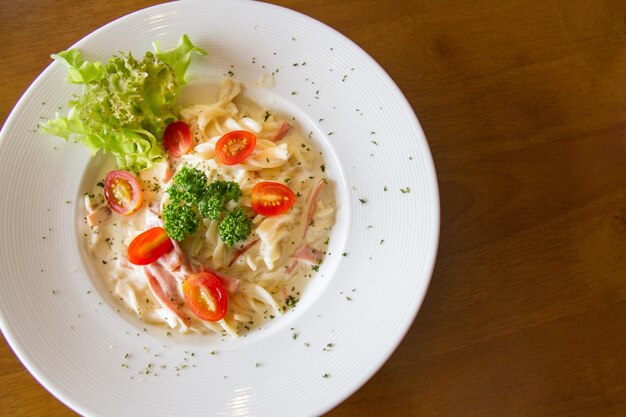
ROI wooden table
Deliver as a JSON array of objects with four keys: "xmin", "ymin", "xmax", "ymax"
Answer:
[{"xmin": 3, "ymin": 0, "xmax": 626, "ymax": 415}]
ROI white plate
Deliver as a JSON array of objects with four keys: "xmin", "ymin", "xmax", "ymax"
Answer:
[{"xmin": 0, "ymin": 1, "xmax": 439, "ymax": 416}]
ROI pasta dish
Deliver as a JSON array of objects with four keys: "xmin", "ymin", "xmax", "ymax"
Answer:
[{"xmin": 82, "ymin": 79, "xmax": 335, "ymax": 336}]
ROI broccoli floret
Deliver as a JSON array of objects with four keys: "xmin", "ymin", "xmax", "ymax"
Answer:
[
  {"xmin": 162, "ymin": 203, "xmax": 199, "ymax": 241},
  {"xmin": 218, "ymin": 207, "xmax": 252, "ymax": 246}
]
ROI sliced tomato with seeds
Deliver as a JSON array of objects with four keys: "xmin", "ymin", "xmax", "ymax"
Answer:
[
  {"xmin": 103, "ymin": 170, "xmax": 143, "ymax": 216},
  {"xmin": 251, "ymin": 181, "xmax": 297, "ymax": 216},
  {"xmin": 182, "ymin": 272, "xmax": 228, "ymax": 322},
  {"xmin": 215, "ymin": 130, "xmax": 256, "ymax": 165},
  {"xmin": 163, "ymin": 121, "xmax": 193, "ymax": 157},
  {"xmin": 127, "ymin": 227, "xmax": 174, "ymax": 265}
]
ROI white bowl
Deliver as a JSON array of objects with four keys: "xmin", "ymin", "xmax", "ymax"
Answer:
[{"xmin": 0, "ymin": 1, "xmax": 439, "ymax": 415}]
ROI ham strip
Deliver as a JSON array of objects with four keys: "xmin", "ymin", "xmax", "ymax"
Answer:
[
  {"xmin": 146, "ymin": 263, "xmax": 184, "ymax": 304},
  {"xmin": 292, "ymin": 244, "xmax": 323, "ymax": 265},
  {"xmin": 304, "ymin": 179, "xmax": 326, "ymax": 237},
  {"xmin": 159, "ymin": 248, "xmax": 182, "ymax": 272},
  {"xmin": 284, "ymin": 245, "xmax": 322, "ymax": 278},
  {"xmin": 86, "ymin": 205, "xmax": 112, "ymax": 227},
  {"xmin": 228, "ymin": 238, "xmax": 260, "ymax": 267},
  {"xmin": 171, "ymin": 240, "xmax": 191, "ymax": 273},
  {"xmin": 143, "ymin": 264, "xmax": 190, "ymax": 328},
  {"xmin": 163, "ymin": 156, "xmax": 178, "ymax": 183},
  {"xmin": 144, "ymin": 205, "xmax": 163, "ymax": 229},
  {"xmin": 284, "ymin": 258, "xmax": 298, "ymax": 278},
  {"xmin": 213, "ymin": 271, "xmax": 240, "ymax": 294},
  {"xmin": 144, "ymin": 205, "xmax": 190, "ymax": 273},
  {"xmin": 271, "ymin": 122, "xmax": 292, "ymax": 141},
  {"xmin": 191, "ymin": 263, "xmax": 240, "ymax": 294}
]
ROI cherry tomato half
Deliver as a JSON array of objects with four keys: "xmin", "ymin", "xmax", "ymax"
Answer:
[
  {"xmin": 104, "ymin": 170, "xmax": 143, "ymax": 216},
  {"xmin": 215, "ymin": 130, "xmax": 256, "ymax": 165},
  {"xmin": 182, "ymin": 272, "xmax": 228, "ymax": 322},
  {"xmin": 127, "ymin": 227, "xmax": 174, "ymax": 265},
  {"xmin": 251, "ymin": 181, "xmax": 296, "ymax": 216},
  {"xmin": 163, "ymin": 121, "xmax": 193, "ymax": 157}
]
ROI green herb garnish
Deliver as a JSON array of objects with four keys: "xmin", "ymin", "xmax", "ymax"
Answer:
[{"xmin": 163, "ymin": 165, "xmax": 250, "ymax": 245}]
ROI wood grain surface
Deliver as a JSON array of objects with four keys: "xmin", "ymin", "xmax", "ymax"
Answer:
[{"xmin": 3, "ymin": 0, "xmax": 626, "ymax": 416}]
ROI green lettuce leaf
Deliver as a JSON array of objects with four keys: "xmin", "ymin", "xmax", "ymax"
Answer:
[{"xmin": 41, "ymin": 35, "xmax": 207, "ymax": 172}]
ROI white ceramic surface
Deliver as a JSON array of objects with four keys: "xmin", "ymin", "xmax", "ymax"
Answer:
[{"xmin": 0, "ymin": 1, "xmax": 439, "ymax": 416}]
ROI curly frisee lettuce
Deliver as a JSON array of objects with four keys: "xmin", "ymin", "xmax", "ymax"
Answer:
[{"xmin": 41, "ymin": 35, "xmax": 207, "ymax": 172}]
